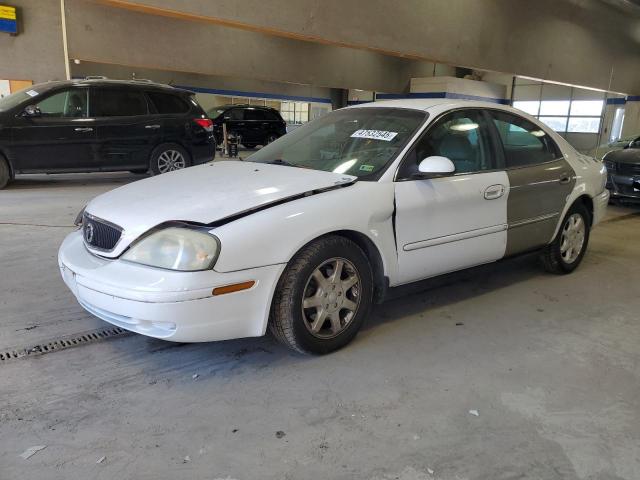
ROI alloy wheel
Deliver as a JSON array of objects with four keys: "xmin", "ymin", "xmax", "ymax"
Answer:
[
  {"xmin": 157, "ymin": 149, "xmax": 186, "ymax": 173},
  {"xmin": 301, "ymin": 257, "xmax": 361, "ymax": 339},
  {"xmin": 560, "ymin": 213, "xmax": 586, "ymax": 264}
]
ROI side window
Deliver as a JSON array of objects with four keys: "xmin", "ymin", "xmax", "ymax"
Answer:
[
  {"xmin": 147, "ymin": 91, "xmax": 190, "ymax": 114},
  {"xmin": 226, "ymin": 109, "xmax": 244, "ymax": 121},
  {"xmin": 399, "ymin": 109, "xmax": 494, "ymax": 178},
  {"xmin": 490, "ymin": 111, "xmax": 560, "ymax": 168},
  {"xmin": 35, "ymin": 89, "xmax": 88, "ymax": 118},
  {"xmin": 264, "ymin": 110, "xmax": 281, "ymax": 121},
  {"xmin": 244, "ymin": 109, "xmax": 265, "ymax": 121},
  {"xmin": 90, "ymin": 89, "xmax": 148, "ymax": 117}
]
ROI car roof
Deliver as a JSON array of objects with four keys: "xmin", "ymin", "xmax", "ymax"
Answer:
[
  {"xmin": 349, "ymin": 98, "xmax": 518, "ymax": 114},
  {"xmin": 212, "ymin": 104, "xmax": 278, "ymax": 111}
]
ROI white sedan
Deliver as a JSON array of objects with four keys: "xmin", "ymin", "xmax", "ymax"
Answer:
[{"xmin": 59, "ymin": 99, "xmax": 609, "ymax": 354}]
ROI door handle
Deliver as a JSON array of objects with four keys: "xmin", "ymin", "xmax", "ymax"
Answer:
[
  {"xmin": 484, "ymin": 184, "xmax": 505, "ymax": 200},
  {"xmin": 145, "ymin": 124, "xmax": 161, "ymax": 129},
  {"xmin": 559, "ymin": 175, "xmax": 572, "ymax": 185},
  {"xmin": 74, "ymin": 127, "xmax": 93, "ymax": 132}
]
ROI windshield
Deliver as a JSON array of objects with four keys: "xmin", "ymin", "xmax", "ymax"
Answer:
[
  {"xmin": 0, "ymin": 85, "xmax": 46, "ymax": 112},
  {"xmin": 246, "ymin": 107, "xmax": 426, "ymax": 178}
]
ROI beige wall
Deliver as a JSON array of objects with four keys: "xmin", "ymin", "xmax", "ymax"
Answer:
[{"xmin": 0, "ymin": 0, "xmax": 67, "ymax": 83}]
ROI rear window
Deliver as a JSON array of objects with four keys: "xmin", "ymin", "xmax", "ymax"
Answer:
[
  {"xmin": 244, "ymin": 109, "xmax": 266, "ymax": 121},
  {"xmin": 147, "ymin": 91, "xmax": 190, "ymax": 114},
  {"xmin": 91, "ymin": 88, "xmax": 148, "ymax": 117}
]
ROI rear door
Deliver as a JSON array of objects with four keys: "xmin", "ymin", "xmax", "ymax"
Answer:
[
  {"xmin": 91, "ymin": 87, "xmax": 159, "ymax": 170},
  {"xmin": 242, "ymin": 108, "xmax": 268, "ymax": 144},
  {"xmin": 487, "ymin": 110, "xmax": 575, "ymax": 255},
  {"xmin": 10, "ymin": 87, "xmax": 96, "ymax": 171},
  {"xmin": 394, "ymin": 109, "xmax": 509, "ymax": 284}
]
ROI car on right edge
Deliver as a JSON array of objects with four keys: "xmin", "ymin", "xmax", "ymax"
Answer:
[{"xmin": 603, "ymin": 137, "xmax": 640, "ymax": 203}]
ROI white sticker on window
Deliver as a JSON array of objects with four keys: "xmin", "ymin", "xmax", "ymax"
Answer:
[
  {"xmin": 25, "ymin": 90, "xmax": 39, "ymax": 97},
  {"xmin": 350, "ymin": 129, "xmax": 398, "ymax": 142}
]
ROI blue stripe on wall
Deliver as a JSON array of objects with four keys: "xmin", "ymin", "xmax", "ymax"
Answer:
[
  {"xmin": 375, "ymin": 91, "xmax": 510, "ymax": 104},
  {"xmin": 606, "ymin": 98, "xmax": 627, "ymax": 105},
  {"xmin": 346, "ymin": 100, "xmax": 373, "ymax": 105},
  {"xmin": 175, "ymin": 85, "xmax": 332, "ymax": 104},
  {"xmin": 627, "ymin": 95, "xmax": 640, "ymax": 102}
]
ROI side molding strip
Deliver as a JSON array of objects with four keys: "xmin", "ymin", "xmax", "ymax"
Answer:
[
  {"xmin": 403, "ymin": 224, "xmax": 507, "ymax": 251},
  {"xmin": 508, "ymin": 212, "xmax": 559, "ymax": 229}
]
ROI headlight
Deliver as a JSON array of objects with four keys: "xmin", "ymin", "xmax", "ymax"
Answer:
[{"xmin": 122, "ymin": 227, "xmax": 220, "ymax": 271}]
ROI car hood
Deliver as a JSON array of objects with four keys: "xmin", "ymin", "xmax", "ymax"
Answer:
[
  {"xmin": 85, "ymin": 161, "xmax": 356, "ymax": 257},
  {"xmin": 604, "ymin": 148, "xmax": 640, "ymax": 164}
]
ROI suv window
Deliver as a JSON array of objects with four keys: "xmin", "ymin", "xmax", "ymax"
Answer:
[
  {"xmin": 90, "ymin": 88, "xmax": 148, "ymax": 117},
  {"xmin": 147, "ymin": 91, "xmax": 190, "ymax": 114},
  {"xmin": 244, "ymin": 109, "xmax": 266, "ymax": 121},
  {"xmin": 226, "ymin": 108, "xmax": 244, "ymax": 121},
  {"xmin": 490, "ymin": 111, "xmax": 560, "ymax": 168},
  {"xmin": 399, "ymin": 109, "xmax": 493, "ymax": 178},
  {"xmin": 263, "ymin": 110, "xmax": 281, "ymax": 121},
  {"xmin": 35, "ymin": 89, "xmax": 88, "ymax": 118}
]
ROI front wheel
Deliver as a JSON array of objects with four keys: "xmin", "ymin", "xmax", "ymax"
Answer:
[
  {"xmin": 149, "ymin": 143, "xmax": 191, "ymax": 175},
  {"xmin": 540, "ymin": 202, "xmax": 591, "ymax": 274},
  {"xmin": 269, "ymin": 235, "xmax": 373, "ymax": 354},
  {"xmin": 0, "ymin": 158, "xmax": 10, "ymax": 190}
]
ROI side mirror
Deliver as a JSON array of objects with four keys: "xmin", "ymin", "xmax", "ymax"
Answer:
[
  {"xmin": 21, "ymin": 105, "xmax": 41, "ymax": 118},
  {"xmin": 413, "ymin": 156, "xmax": 455, "ymax": 178}
]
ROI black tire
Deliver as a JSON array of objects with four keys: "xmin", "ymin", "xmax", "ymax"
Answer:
[
  {"xmin": 540, "ymin": 202, "xmax": 591, "ymax": 274},
  {"xmin": 0, "ymin": 157, "xmax": 9, "ymax": 190},
  {"xmin": 242, "ymin": 143, "xmax": 258, "ymax": 149},
  {"xmin": 149, "ymin": 143, "xmax": 191, "ymax": 176},
  {"xmin": 269, "ymin": 235, "xmax": 373, "ymax": 354},
  {"xmin": 264, "ymin": 133, "xmax": 279, "ymax": 145}
]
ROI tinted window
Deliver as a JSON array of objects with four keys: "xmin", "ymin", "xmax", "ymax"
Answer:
[
  {"xmin": 264, "ymin": 110, "xmax": 281, "ymax": 121},
  {"xmin": 226, "ymin": 109, "xmax": 243, "ymax": 121},
  {"xmin": 35, "ymin": 89, "xmax": 88, "ymax": 118},
  {"xmin": 490, "ymin": 111, "xmax": 560, "ymax": 168},
  {"xmin": 147, "ymin": 91, "xmax": 189, "ymax": 114},
  {"xmin": 91, "ymin": 88, "xmax": 148, "ymax": 117},
  {"xmin": 399, "ymin": 109, "xmax": 494, "ymax": 178},
  {"xmin": 244, "ymin": 109, "xmax": 266, "ymax": 121}
]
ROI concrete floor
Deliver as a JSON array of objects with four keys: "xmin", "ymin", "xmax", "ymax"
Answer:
[{"xmin": 1, "ymin": 173, "xmax": 639, "ymax": 479}]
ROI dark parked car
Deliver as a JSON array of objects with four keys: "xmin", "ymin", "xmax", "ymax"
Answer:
[
  {"xmin": 0, "ymin": 78, "xmax": 215, "ymax": 189},
  {"xmin": 604, "ymin": 139, "xmax": 640, "ymax": 203},
  {"xmin": 207, "ymin": 104, "xmax": 287, "ymax": 149}
]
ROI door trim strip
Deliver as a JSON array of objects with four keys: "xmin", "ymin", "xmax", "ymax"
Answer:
[
  {"xmin": 403, "ymin": 224, "xmax": 507, "ymax": 251},
  {"xmin": 508, "ymin": 212, "xmax": 559, "ymax": 229}
]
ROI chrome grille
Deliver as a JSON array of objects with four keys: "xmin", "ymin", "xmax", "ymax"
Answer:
[{"xmin": 82, "ymin": 213, "xmax": 122, "ymax": 251}]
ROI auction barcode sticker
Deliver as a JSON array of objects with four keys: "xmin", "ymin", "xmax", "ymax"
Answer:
[{"xmin": 351, "ymin": 129, "xmax": 398, "ymax": 142}]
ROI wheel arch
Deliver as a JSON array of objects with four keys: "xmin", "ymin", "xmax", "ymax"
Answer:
[
  {"xmin": 577, "ymin": 194, "xmax": 594, "ymax": 226},
  {"xmin": 0, "ymin": 149, "xmax": 14, "ymax": 179}
]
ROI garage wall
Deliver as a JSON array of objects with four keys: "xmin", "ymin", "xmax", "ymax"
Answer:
[
  {"xmin": 94, "ymin": 0, "xmax": 640, "ymax": 95},
  {"xmin": 0, "ymin": 0, "xmax": 67, "ymax": 83},
  {"xmin": 64, "ymin": 0, "xmax": 437, "ymax": 94}
]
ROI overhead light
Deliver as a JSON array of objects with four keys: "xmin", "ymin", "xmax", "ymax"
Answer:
[
  {"xmin": 449, "ymin": 123, "xmax": 478, "ymax": 131},
  {"xmin": 73, "ymin": 59, "xmax": 81, "ymax": 65},
  {"xmin": 333, "ymin": 159, "xmax": 357, "ymax": 173}
]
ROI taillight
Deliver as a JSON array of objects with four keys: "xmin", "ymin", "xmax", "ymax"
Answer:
[{"xmin": 193, "ymin": 118, "xmax": 214, "ymax": 132}]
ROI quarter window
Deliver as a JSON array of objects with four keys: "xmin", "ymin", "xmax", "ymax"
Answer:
[
  {"xmin": 90, "ymin": 89, "xmax": 148, "ymax": 117},
  {"xmin": 147, "ymin": 91, "xmax": 190, "ymax": 114},
  {"xmin": 35, "ymin": 89, "xmax": 88, "ymax": 118},
  {"xmin": 490, "ymin": 111, "xmax": 560, "ymax": 168},
  {"xmin": 399, "ymin": 109, "xmax": 494, "ymax": 178}
]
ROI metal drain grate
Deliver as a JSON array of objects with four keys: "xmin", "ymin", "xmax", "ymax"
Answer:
[{"xmin": 0, "ymin": 326, "xmax": 131, "ymax": 362}]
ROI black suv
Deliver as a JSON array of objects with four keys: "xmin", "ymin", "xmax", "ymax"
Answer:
[
  {"xmin": 208, "ymin": 105, "xmax": 287, "ymax": 149},
  {"xmin": 0, "ymin": 78, "xmax": 215, "ymax": 189}
]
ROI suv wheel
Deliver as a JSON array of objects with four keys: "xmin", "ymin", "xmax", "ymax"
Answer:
[
  {"xmin": 540, "ymin": 202, "xmax": 591, "ymax": 274},
  {"xmin": 150, "ymin": 143, "xmax": 191, "ymax": 175},
  {"xmin": 0, "ymin": 157, "xmax": 10, "ymax": 190},
  {"xmin": 269, "ymin": 235, "xmax": 373, "ymax": 354},
  {"xmin": 265, "ymin": 133, "xmax": 278, "ymax": 145}
]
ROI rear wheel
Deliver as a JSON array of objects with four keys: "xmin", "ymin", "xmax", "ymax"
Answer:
[
  {"xmin": 0, "ymin": 157, "xmax": 10, "ymax": 190},
  {"xmin": 265, "ymin": 133, "xmax": 279, "ymax": 145},
  {"xmin": 540, "ymin": 202, "xmax": 591, "ymax": 274},
  {"xmin": 149, "ymin": 143, "xmax": 191, "ymax": 175},
  {"xmin": 269, "ymin": 236, "xmax": 373, "ymax": 354}
]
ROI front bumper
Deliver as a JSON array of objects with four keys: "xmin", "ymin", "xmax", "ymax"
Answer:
[
  {"xmin": 58, "ymin": 231, "xmax": 285, "ymax": 342},
  {"xmin": 606, "ymin": 173, "xmax": 640, "ymax": 201},
  {"xmin": 592, "ymin": 189, "xmax": 610, "ymax": 226}
]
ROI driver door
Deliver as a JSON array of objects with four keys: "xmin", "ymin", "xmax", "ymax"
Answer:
[
  {"xmin": 394, "ymin": 109, "xmax": 509, "ymax": 284},
  {"xmin": 10, "ymin": 87, "xmax": 96, "ymax": 172}
]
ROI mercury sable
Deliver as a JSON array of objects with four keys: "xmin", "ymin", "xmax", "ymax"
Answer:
[{"xmin": 59, "ymin": 99, "xmax": 609, "ymax": 354}]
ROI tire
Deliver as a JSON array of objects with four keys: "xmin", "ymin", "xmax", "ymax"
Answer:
[
  {"xmin": 540, "ymin": 202, "xmax": 591, "ymax": 274},
  {"xmin": 269, "ymin": 235, "xmax": 373, "ymax": 354},
  {"xmin": 264, "ymin": 133, "xmax": 278, "ymax": 146},
  {"xmin": 242, "ymin": 143, "xmax": 258, "ymax": 149},
  {"xmin": 0, "ymin": 158, "xmax": 9, "ymax": 190},
  {"xmin": 149, "ymin": 143, "xmax": 191, "ymax": 176}
]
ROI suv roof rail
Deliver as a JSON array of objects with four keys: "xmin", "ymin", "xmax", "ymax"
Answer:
[{"xmin": 85, "ymin": 75, "xmax": 108, "ymax": 80}]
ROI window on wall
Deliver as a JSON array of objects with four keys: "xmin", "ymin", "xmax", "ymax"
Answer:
[
  {"xmin": 280, "ymin": 101, "xmax": 310, "ymax": 124},
  {"xmin": 513, "ymin": 96, "xmax": 604, "ymax": 134}
]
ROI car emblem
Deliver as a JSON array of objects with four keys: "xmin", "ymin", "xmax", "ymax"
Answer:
[{"xmin": 85, "ymin": 223, "xmax": 95, "ymax": 244}]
